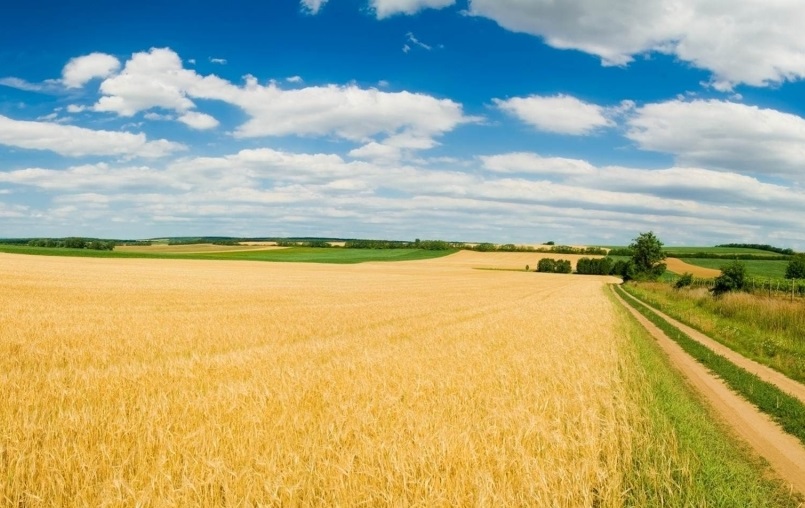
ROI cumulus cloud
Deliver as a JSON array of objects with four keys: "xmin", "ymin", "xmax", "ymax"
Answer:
[
  {"xmin": 494, "ymin": 94, "xmax": 614, "ymax": 135},
  {"xmin": 209, "ymin": 57, "xmax": 227, "ymax": 65},
  {"xmin": 371, "ymin": 0, "xmax": 455, "ymax": 18},
  {"xmin": 4, "ymin": 145, "xmax": 805, "ymax": 247},
  {"xmin": 0, "ymin": 114, "xmax": 185, "ymax": 158},
  {"xmin": 94, "ymin": 48, "xmax": 197, "ymax": 116},
  {"xmin": 229, "ymin": 83, "xmax": 472, "ymax": 143},
  {"xmin": 62, "ymin": 53, "xmax": 121, "ymax": 88},
  {"xmin": 626, "ymin": 99, "xmax": 805, "ymax": 180},
  {"xmin": 468, "ymin": 0, "xmax": 805, "ymax": 89},
  {"xmin": 178, "ymin": 111, "xmax": 220, "ymax": 130},
  {"xmin": 90, "ymin": 48, "xmax": 475, "ymax": 152}
]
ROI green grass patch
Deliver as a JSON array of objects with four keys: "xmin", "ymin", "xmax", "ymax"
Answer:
[
  {"xmin": 616, "ymin": 284, "xmax": 805, "ymax": 446},
  {"xmin": 680, "ymin": 258, "xmax": 789, "ymax": 278},
  {"xmin": 608, "ymin": 288, "xmax": 802, "ymax": 506},
  {"xmin": 0, "ymin": 245, "xmax": 456, "ymax": 264},
  {"xmin": 662, "ymin": 246, "xmax": 786, "ymax": 256}
]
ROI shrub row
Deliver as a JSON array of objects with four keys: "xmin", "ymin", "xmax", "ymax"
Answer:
[
  {"xmin": 27, "ymin": 238, "xmax": 116, "ymax": 250},
  {"xmin": 536, "ymin": 258, "xmax": 572, "ymax": 274},
  {"xmin": 716, "ymin": 243, "xmax": 796, "ymax": 255}
]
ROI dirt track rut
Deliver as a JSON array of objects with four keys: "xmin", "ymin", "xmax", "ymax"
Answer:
[{"xmin": 611, "ymin": 286, "xmax": 805, "ymax": 496}]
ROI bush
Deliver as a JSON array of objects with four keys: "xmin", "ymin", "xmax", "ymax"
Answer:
[
  {"xmin": 576, "ymin": 257, "xmax": 612, "ymax": 275},
  {"xmin": 536, "ymin": 258, "xmax": 571, "ymax": 274},
  {"xmin": 537, "ymin": 258, "xmax": 556, "ymax": 273},
  {"xmin": 474, "ymin": 242, "xmax": 497, "ymax": 252},
  {"xmin": 556, "ymin": 260, "xmax": 572, "ymax": 273},
  {"xmin": 674, "ymin": 273, "xmax": 694, "ymax": 289},
  {"xmin": 711, "ymin": 261, "xmax": 747, "ymax": 296}
]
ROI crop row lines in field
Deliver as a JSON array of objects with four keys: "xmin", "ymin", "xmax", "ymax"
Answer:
[{"xmin": 612, "ymin": 284, "xmax": 805, "ymax": 445}]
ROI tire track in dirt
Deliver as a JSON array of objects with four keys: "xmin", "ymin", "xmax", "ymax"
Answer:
[
  {"xmin": 618, "ymin": 289, "xmax": 805, "ymax": 404},
  {"xmin": 611, "ymin": 286, "xmax": 805, "ymax": 496}
]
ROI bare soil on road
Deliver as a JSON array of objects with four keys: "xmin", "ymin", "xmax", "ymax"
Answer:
[{"xmin": 612, "ymin": 286, "xmax": 805, "ymax": 496}]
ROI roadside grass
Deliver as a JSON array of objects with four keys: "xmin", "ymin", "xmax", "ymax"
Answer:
[
  {"xmin": 615, "ymin": 284, "xmax": 805, "ymax": 446},
  {"xmin": 0, "ymin": 245, "xmax": 455, "ymax": 264},
  {"xmin": 680, "ymin": 258, "xmax": 789, "ymax": 278},
  {"xmin": 623, "ymin": 282, "xmax": 805, "ymax": 383},
  {"xmin": 608, "ymin": 288, "xmax": 802, "ymax": 506}
]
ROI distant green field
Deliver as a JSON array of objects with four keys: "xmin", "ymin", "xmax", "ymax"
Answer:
[
  {"xmin": 662, "ymin": 246, "xmax": 784, "ymax": 255},
  {"xmin": 662, "ymin": 246, "xmax": 787, "ymax": 257},
  {"xmin": 601, "ymin": 245, "xmax": 787, "ymax": 257},
  {"xmin": 681, "ymin": 258, "xmax": 789, "ymax": 279},
  {"xmin": 0, "ymin": 245, "xmax": 455, "ymax": 264}
]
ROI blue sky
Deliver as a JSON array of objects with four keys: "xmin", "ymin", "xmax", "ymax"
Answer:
[{"xmin": 2, "ymin": 0, "xmax": 805, "ymax": 248}]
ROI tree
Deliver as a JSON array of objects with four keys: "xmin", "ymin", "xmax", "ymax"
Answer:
[
  {"xmin": 785, "ymin": 254, "xmax": 805, "ymax": 279},
  {"xmin": 711, "ymin": 260, "xmax": 747, "ymax": 296},
  {"xmin": 629, "ymin": 231, "xmax": 666, "ymax": 280}
]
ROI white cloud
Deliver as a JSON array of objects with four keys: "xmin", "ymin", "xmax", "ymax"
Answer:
[
  {"xmin": 371, "ymin": 0, "xmax": 455, "ymax": 18},
  {"xmin": 286, "ymin": 75, "xmax": 303, "ymax": 83},
  {"xmin": 94, "ymin": 48, "xmax": 197, "ymax": 116},
  {"xmin": 0, "ymin": 114, "xmax": 185, "ymax": 158},
  {"xmin": 178, "ymin": 111, "xmax": 219, "ymax": 130},
  {"xmin": 481, "ymin": 152, "xmax": 596, "ymax": 176},
  {"xmin": 626, "ymin": 99, "xmax": 805, "ymax": 179},
  {"xmin": 66, "ymin": 104, "xmax": 86, "ymax": 113},
  {"xmin": 209, "ymin": 58, "xmax": 227, "ymax": 65},
  {"xmin": 349, "ymin": 142, "xmax": 402, "ymax": 162},
  {"xmin": 0, "ymin": 163, "xmax": 184, "ymax": 191},
  {"xmin": 300, "ymin": 0, "xmax": 329, "ymax": 14},
  {"xmin": 90, "ymin": 48, "xmax": 473, "ymax": 153},
  {"xmin": 3, "ymin": 145, "xmax": 804, "ymax": 247},
  {"xmin": 405, "ymin": 32, "xmax": 433, "ymax": 51},
  {"xmin": 143, "ymin": 112, "xmax": 174, "ymax": 121},
  {"xmin": 468, "ymin": 0, "xmax": 805, "ymax": 89},
  {"xmin": 62, "ymin": 53, "xmax": 121, "ymax": 88},
  {"xmin": 0, "ymin": 77, "xmax": 63, "ymax": 94},
  {"xmin": 229, "ymin": 84, "xmax": 474, "ymax": 143},
  {"xmin": 494, "ymin": 94, "xmax": 614, "ymax": 135}
]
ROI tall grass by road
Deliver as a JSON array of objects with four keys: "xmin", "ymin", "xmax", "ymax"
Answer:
[{"xmin": 624, "ymin": 282, "xmax": 805, "ymax": 383}]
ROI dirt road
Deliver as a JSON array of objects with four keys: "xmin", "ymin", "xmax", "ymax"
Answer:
[{"xmin": 611, "ymin": 286, "xmax": 805, "ymax": 496}]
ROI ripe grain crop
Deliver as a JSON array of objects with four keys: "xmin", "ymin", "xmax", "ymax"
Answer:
[{"xmin": 0, "ymin": 253, "xmax": 792, "ymax": 506}]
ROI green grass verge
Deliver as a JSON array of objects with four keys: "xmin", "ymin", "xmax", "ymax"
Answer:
[
  {"xmin": 615, "ymin": 284, "xmax": 805, "ymax": 446},
  {"xmin": 622, "ymin": 283, "xmax": 805, "ymax": 384},
  {"xmin": 681, "ymin": 258, "xmax": 789, "ymax": 278},
  {"xmin": 0, "ymin": 245, "xmax": 456, "ymax": 264},
  {"xmin": 608, "ymin": 288, "xmax": 801, "ymax": 506}
]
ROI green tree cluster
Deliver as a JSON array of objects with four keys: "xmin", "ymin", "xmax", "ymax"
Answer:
[
  {"xmin": 711, "ymin": 260, "xmax": 747, "ymax": 296},
  {"xmin": 536, "ymin": 258, "xmax": 572, "ymax": 274},
  {"xmin": 785, "ymin": 254, "xmax": 805, "ymax": 279},
  {"xmin": 629, "ymin": 232, "xmax": 667, "ymax": 280}
]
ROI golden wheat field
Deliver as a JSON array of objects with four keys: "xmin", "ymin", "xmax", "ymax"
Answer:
[{"xmin": 1, "ymin": 252, "xmax": 690, "ymax": 506}]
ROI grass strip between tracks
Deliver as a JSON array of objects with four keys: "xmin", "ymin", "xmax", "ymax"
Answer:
[{"xmin": 614, "ymin": 284, "xmax": 805, "ymax": 446}]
